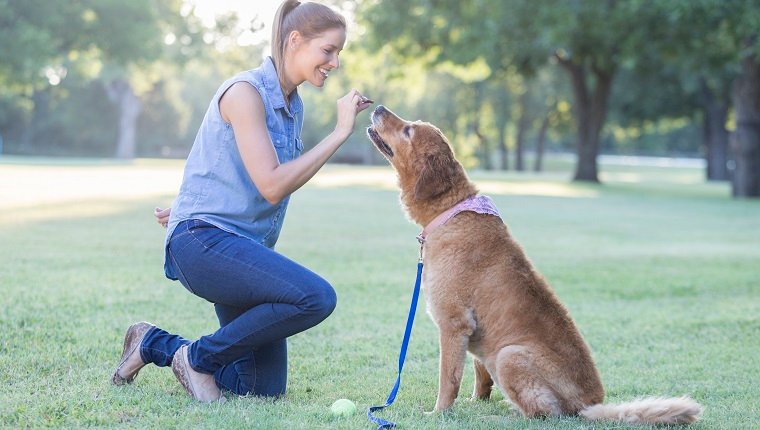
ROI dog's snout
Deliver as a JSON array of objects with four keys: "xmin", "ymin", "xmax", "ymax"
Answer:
[{"xmin": 370, "ymin": 105, "xmax": 387, "ymax": 126}]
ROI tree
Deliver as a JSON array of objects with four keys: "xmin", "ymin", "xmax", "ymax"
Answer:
[
  {"xmin": 0, "ymin": 0, "xmax": 85, "ymax": 89},
  {"xmin": 357, "ymin": 0, "xmax": 671, "ymax": 182},
  {"xmin": 487, "ymin": 79, "xmax": 511, "ymax": 170},
  {"xmin": 651, "ymin": 1, "xmax": 740, "ymax": 181},
  {"xmin": 669, "ymin": 0, "xmax": 760, "ymax": 196},
  {"xmin": 0, "ymin": 0, "xmax": 93, "ymax": 151},
  {"xmin": 84, "ymin": 0, "xmax": 193, "ymax": 158},
  {"xmin": 733, "ymin": 36, "xmax": 760, "ymax": 197},
  {"xmin": 605, "ymin": 59, "xmax": 702, "ymax": 156},
  {"xmin": 0, "ymin": 0, "xmax": 195, "ymax": 158}
]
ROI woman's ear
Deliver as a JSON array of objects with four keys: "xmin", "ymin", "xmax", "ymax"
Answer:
[{"xmin": 287, "ymin": 30, "xmax": 302, "ymax": 49}]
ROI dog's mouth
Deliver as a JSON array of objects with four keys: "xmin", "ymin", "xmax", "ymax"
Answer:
[{"xmin": 367, "ymin": 126, "xmax": 393, "ymax": 158}]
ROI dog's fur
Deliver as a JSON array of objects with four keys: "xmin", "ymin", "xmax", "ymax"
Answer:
[{"xmin": 367, "ymin": 106, "xmax": 702, "ymax": 425}]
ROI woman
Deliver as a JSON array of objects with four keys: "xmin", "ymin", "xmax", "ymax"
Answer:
[{"xmin": 112, "ymin": 0, "xmax": 372, "ymax": 402}]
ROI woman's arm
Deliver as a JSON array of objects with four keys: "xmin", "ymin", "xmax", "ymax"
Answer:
[{"xmin": 221, "ymin": 82, "xmax": 368, "ymax": 205}]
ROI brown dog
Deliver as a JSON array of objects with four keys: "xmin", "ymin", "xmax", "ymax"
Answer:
[{"xmin": 367, "ymin": 105, "xmax": 702, "ymax": 425}]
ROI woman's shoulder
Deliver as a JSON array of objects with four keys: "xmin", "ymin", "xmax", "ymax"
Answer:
[
  {"xmin": 222, "ymin": 80, "xmax": 264, "ymax": 107},
  {"xmin": 221, "ymin": 68, "xmax": 265, "ymax": 92},
  {"xmin": 216, "ymin": 58, "xmax": 280, "ymax": 111},
  {"xmin": 230, "ymin": 58, "xmax": 274, "ymax": 86},
  {"xmin": 214, "ymin": 69, "xmax": 267, "ymax": 109}
]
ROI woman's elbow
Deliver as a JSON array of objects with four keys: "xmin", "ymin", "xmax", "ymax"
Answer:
[
  {"xmin": 259, "ymin": 186, "xmax": 284, "ymax": 205},
  {"xmin": 263, "ymin": 195, "xmax": 283, "ymax": 206},
  {"xmin": 253, "ymin": 170, "xmax": 288, "ymax": 205}
]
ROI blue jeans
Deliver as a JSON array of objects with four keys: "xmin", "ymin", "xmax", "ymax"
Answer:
[{"xmin": 140, "ymin": 219, "xmax": 337, "ymax": 396}]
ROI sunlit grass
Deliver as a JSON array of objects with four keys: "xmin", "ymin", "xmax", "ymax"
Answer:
[
  {"xmin": 1, "ymin": 156, "xmax": 758, "ymax": 429},
  {"xmin": 0, "ymin": 157, "xmax": 183, "ymax": 210}
]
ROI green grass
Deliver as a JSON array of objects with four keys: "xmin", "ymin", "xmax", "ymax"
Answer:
[{"xmin": 1, "ymin": 156, "xmax": 758, "ymax": 429}]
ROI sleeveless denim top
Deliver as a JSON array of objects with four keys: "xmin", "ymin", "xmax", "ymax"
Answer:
[{"xmin": 164, "ymin": 57, "xmax": 304, "ymax": 280}]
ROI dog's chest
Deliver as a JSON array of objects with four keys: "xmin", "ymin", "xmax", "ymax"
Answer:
[{"xmin": 421, "ymin": 263, "xmax": 478, "ymax": 333}]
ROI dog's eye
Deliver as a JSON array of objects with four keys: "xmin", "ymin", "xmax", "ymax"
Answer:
[{"xmin": 403, "ymin": 126, "xmax": 412, "ymax": 137}]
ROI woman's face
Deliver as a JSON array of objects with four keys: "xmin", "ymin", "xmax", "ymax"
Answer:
[{"xmin": 287, "ymin": 27, "xmax": 346, "ymax": 89}]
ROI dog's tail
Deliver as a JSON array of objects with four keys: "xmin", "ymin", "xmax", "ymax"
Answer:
[{"xmin": 579, "ymin": 396, "xmax": 702, "ymax": 425}]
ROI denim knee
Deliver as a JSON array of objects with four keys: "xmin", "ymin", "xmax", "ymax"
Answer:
[
  {"xmin": 253, "ymin": 380, "xmax": 287, "ymax": 398},
  {"xmin": 303, "ymin": 277, "xmax": 337, "ymax": 321},
  {"xmin": 214, "ymin": 340, "xmax": 288, "ymax": 398},
  {"xmin": 219, "ymin": 362, "xmax": 286, "ymax": 398}
]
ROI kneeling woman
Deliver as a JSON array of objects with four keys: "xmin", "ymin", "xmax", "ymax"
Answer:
[{"xmin": 112, "ymin": 0, "xmax": 372, "ymax": 401}]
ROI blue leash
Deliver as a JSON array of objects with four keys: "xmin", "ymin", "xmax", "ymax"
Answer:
[{"xmin": 367, "ymin": 259, "xmax": 424, "ymax": 429}]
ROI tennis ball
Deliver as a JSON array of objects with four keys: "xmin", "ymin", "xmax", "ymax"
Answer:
[{"xmin": 330, "ymin": 398, "xmax": 357, "ymax": 417}]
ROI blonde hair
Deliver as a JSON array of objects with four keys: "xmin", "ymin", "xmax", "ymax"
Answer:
[{"xmin": 271, "ymin": 1, "xmax": 346, "ymax": 88}]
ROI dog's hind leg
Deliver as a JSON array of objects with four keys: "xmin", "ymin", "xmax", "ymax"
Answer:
[
  {"xmin": 472, "ymin": 357, "xmax": 493, "ymax": 400},
  {"xmin": 495, "ymin": 345, "xmax": 562, "ymax": 418}
]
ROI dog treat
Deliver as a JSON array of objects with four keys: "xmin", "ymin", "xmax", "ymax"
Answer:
[{"xmin": 361, "ymin": 96, "xmax": 374, "ymax": 104}]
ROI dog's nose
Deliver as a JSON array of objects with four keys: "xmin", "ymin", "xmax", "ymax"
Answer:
[{"xmin": 374, "ymin": 105, "xmax": 387, "ymax": 115}]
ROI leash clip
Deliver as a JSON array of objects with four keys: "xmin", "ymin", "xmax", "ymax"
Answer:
[{"xmin": 415, "ymin": 234, "xmax": 425, "ymax": 263}]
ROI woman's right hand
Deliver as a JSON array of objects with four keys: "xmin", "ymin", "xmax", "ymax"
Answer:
[
  {"xmin": 334, "ymin": 89, "xmax": 373, "ymax": 139},
  {"xmin": 154, "ymin": 207, "xmax": 171, "ymax": 228}
]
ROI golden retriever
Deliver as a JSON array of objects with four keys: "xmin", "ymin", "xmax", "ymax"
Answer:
[{"xmin": 366, "ymin": 105, "xmax": 702, "ymax": 425}]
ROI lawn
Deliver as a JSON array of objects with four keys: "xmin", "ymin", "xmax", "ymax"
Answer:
[{"xmin": 0, "ymin": 155, "xmax": 758, "ymax": 429}]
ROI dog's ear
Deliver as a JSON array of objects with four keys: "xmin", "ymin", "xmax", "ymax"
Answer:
[{"xmin": 414, "ymin": 153, "xmax": 455, "ymax": 201}]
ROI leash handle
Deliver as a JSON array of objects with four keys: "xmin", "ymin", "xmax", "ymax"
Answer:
[{"xmin": 367, "ymin": 261, "xmax": 424, "ymax": 429}]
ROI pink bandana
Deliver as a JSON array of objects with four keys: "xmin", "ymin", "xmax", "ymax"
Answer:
[{"xmin": 417, "ymin": 195, "xmax": 501, "ymax": 243}]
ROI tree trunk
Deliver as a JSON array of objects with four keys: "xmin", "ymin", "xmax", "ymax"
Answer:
[
  {"xmin": 559, "ymin": 58, "xmax": 613, "ymax": 183},
  {"xmin": 21, "ymin": 88, "xmax": 51, "ymax": 152},
  {"xmin": 105, "ymin": 78, "xmax": 142, "ymax": 159},
  {"xmin": 515, "ymin": 91, "xmax": 530, "ymax": 172},
  {"xmin": 497, "ymin": 125, "xmax": 509, "ymax": 170},
  {"xmin": 732, "ymin": 41, "xmax": 760, "ymax": 198},
  {"xmin": 473, "ymin": 118, "xmax": 491, "ymax": 170},
  {"xmin": 700, "ymin": 78, "xmax": 730, "ymax": 181},
  {"xmin": 471, "ymin": 82, "xmax": 491, "ymax": 169},
  {"xmin": 534, "ymin": 113, "xmax": 550, "ymax": 172}
]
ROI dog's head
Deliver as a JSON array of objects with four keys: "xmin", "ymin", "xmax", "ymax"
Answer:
[{"xmin": 367, "ymin": 105, "xmax": 467, "ymax": 203}]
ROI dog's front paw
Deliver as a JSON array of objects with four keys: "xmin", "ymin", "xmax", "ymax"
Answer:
[{"xmin": 425, "ymin": 403, "xmax": 453, "ymax": 415}]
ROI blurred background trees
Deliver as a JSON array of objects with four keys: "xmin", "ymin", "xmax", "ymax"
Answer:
[{"xmin": 0, "ymin": 0, "xmax": 758, "ymax": 197}]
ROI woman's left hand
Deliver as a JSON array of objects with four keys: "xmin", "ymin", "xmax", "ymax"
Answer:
[{"xmin": 154, "ymin": 207, "xmax": 171, "ymax": 228}]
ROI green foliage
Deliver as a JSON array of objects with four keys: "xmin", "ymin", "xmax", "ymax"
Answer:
[
  {"xmin": 85, "ymin": 0, "xmax": 164, "ymax": 66},
  {"xmin": 357, "ymin": 0, "xmax": 702, "ymax": 178},
  {"xmin": 639, "ymin": 0, "xmax": 760, "ymax": 118},
  {"xmin": 0, "ymin": 0, "xmax": 84, "ymax": 88},
  {"xmin": 0, "ymin": 0, "xmax": 264, "ymax": 157},
  {"xmin": 604, "ymin": 119, "xmax": 702, "ymax": 157},
  {"xmin": 1, "ymin": 0, "xmax": 759, "ymax": 162}
]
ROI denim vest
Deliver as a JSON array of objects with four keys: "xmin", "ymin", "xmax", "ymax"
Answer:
[{"xmin": 164, "ymin": 57, "xmax": 304, "ymax": 280}]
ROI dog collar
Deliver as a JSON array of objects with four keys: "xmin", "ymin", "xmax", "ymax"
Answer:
[{"xmin": 416, "ymin": 195, "xmax": 501, "ymax": 245}]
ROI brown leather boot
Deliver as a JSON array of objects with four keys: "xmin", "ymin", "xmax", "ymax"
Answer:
[
  {"xmin": 112, "ymin": 321, "xmax": 155, "ymax": 385},
  {"xmin": 171, "ymin": 345, "xmax": 224, "ymax": 403}
]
